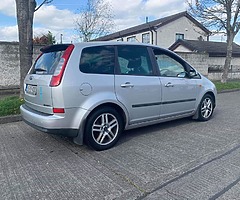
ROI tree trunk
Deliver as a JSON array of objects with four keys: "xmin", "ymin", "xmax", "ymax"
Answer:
[
  {"xmin": 221, "ymin": 32, "xmax": 234, "ymax": 83},
  {"xmin": 15, "ymin": 0, "xmax": 36, "ymax": 98}
]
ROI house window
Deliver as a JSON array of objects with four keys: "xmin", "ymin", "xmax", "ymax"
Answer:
[
  {"xmin": 142, "ymin": 33, "xmax": 150, "ymax": 44},
  {"xmin": 117, "ymin": 38, "xmax": 123, "ymax": 42},
  {"xmin": 127, "ymin": 36, "xmax": 137, "ymax": 42},
  {"xmin": 176, "ymin": 33, "xmax": 184, "ymax": 41}
]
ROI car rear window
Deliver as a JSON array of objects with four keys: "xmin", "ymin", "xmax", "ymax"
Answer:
[
  {"xmin": 32, "ymin": 50, "xmax": 64, "ymax": 75},
  {"xmin": 30, "ymin": 44, "xmax": 71, "ymax": 75}
]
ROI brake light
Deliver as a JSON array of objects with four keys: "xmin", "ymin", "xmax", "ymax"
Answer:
[
  {"xmin": 50, "ymin": 44, "xmax": 74, "ymax": 87},
  {"xmin": 53, "ymin": 108, "xmax": 65, "ymax": 113}
]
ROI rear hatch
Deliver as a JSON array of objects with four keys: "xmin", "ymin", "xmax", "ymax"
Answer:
[{"xmin": 24, "ymin": 44, "xmax": 72, "ymax": 114}]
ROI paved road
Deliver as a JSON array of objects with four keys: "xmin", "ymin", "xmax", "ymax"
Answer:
[{"xmin": 1, "ymin": 91, "xmax": 240, "ymax": 200}]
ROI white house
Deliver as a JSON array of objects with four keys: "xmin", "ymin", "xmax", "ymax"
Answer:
[{"xmin": 95, "ymin": 11, "xmax": 211, "ymax": 48}]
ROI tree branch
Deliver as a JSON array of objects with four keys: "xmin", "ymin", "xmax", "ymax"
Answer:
[{"xmin": 35, "ymin": 0, "xmax": 53, "ymax": 12}]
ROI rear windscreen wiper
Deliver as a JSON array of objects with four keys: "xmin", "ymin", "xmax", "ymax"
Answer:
[{"xmin": 35, "ymin": 68, "xmax": 47, "ymax": 72}]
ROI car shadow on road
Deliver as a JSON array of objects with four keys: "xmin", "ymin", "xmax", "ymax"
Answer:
[
  {"xmin": 48, "ymin": 116, "xmax": 210, "ymax": 151},
  {"xmin": 117, "ymin": 117, "xmax": 195, "ymax": 147}
]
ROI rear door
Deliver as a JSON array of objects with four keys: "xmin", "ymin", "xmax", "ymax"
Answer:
[
  {"xmin": 115, "ymin": 45, "xmax": 161, "ymax": 124},
  {"xmin": 24, "ymin": 45, "xmax": 68, "ymax": 114}
]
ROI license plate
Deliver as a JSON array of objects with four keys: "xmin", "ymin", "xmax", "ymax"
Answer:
[{"xmin": 26, "ymin": 84, "xmax": 37, "ymax": 95}]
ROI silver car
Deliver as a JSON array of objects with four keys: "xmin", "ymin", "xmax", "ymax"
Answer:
[{"xmin": 20, "ymin": 42, "xmax": 217, "ymax": 150}]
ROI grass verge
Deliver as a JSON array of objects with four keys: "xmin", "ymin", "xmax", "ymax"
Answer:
[
  {"xmin": 213, "ymin": 80, "xmax": 240, "ymax": 93},
  {"xmin": 0, "ymin": 96, "xmax": 24, "ymax": 117}
]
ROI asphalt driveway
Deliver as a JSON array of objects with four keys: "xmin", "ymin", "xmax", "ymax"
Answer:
[{"xmin": 1, "ymin": 91, "xmax": 240, "ymax": 200}]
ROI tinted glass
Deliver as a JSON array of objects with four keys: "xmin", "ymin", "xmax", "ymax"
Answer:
[
  {"xmin": 117, "ymin": 46, "xmax": 153, "ymax": 76},
  {"xmin": 80, "ymin": 46, "xmax": 115, "ymax": 74},
  {"xmin": 33, "ymin": 51, "xmax": 64, "ymax": 75}
]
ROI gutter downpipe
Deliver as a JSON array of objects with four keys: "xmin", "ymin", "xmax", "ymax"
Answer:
[
  {"xmin": 150, "ymin": 29, "xmax": 154, "ymax": 45},
  {"xmin": 147, "ymin": 23, "xmax": 156, "ymax": 45},
  {"xmin": 153, "ymin": 28, "xmax": 157, "ymax": 45},
  {"xmin": 149, "ymin": 26, "xmax": 157, "ymax": 45}
]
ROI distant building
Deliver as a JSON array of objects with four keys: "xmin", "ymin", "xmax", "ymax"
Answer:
[{"xmin": 95, "ymin": 11, "xmax": 211, "ymax": 48}]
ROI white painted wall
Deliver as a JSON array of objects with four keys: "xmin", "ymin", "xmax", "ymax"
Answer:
[
  {"xmin": 111, "ymin": 16, "xmax": 208, "ymax": 48},
  {"xmin": 156, "ymin": 17, "xmax": 208, "ymax": 48},
  {"xmin": 173, "ymin": 45, "xmax": 193, "ymax": 52}
]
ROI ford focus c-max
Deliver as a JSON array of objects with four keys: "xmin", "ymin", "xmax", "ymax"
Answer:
[{"xmin": 20, "ymin": 42, "xmax": 217, "ymax": 151}]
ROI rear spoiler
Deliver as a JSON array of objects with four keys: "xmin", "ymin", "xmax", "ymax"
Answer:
[{"xmin": 40, "ymin": 44, "xmax": 71, "ymax": 53}]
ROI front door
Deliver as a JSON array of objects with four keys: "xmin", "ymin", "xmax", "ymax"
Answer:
[{"xmin": 152, "ymin": 48, "xmax": 198, "ymax": 117}]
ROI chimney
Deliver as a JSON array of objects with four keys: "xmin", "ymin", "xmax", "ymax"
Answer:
[{"xmin": 146, "ymin": 16, "xmax": 148, "ymax": 23}]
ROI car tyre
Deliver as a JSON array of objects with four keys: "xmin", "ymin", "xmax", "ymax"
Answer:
[
  {"xmin": 197, "ymin": 94, "xmax": 214, "ymax": 121},
  {"xmin": 85, "ymin": 107, "xmax": 123, "ymax": 151}
]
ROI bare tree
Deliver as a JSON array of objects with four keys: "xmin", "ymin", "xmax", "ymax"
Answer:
[
  {"xmin": 75, "ymin": 0, "xmax": 115, "ymax": 42},
  {"xmin": 15, "ymin": 0, "xmax": 52, "ymax": 98},
  {"xmin": 187, "ymin": 0, "xmax": 240, "ymax": 83}
]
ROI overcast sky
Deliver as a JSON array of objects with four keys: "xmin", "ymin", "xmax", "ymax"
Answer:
[{"xmin": 0, "ymin": 0, "xmax": 236, "ymax": 44}]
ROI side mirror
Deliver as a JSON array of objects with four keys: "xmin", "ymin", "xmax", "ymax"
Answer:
[
  {"xmin": 177, "ymin": 72, "xmax": 187, "ymax": 78},
  {"xmin": 189, "ymin": 69, "xmax": 198, "ymax": 78}
]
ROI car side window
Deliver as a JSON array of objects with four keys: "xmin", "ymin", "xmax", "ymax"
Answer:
[
  {"xmin": 153, "ymin": 49, "xmax": 186, "ymax": 78},
  {"xmin": 80, "ymin": 46, "xmax": 115, "ymax": 74},
  {"xmin": 117, "ymin": 46, "xmax": 153, "ymax": 76}
]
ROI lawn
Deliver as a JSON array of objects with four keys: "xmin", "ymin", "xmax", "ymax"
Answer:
[{"xmin": 213, "ymin": 80, "xmax": 240, "ymax": 93}]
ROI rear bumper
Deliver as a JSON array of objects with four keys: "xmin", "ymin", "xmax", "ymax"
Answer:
[
  {"xmin": 22, "ymin": 117, "xmax": 78, "ymax": 137},
  {"xmin": 20, "ymin": 104, "xmax": 89, "ymax": 138}
]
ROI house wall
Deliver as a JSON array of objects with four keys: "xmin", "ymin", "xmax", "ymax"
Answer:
[
  {"xmin": 173, "ymin": 45, "xmax": 193, "ymax": 52},
  {"xmin": 109, "ymin": 30, "xmax": 153, "ymax": 44},
  {"xmin": 157, "ymin": 17, "xmax": 208, "ymax": 48},
  {"xmin": 0, "ymin": 41, "xmax": 43, "ymax": 89},
  {"xmin": 110, "ymin": 16, "xmax": 208, "ymax": 48}
]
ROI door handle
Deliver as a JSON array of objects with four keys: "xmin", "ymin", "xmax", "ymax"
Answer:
[
  {"xmin": 165, "ymin": 82, "xmax": 174, "ymax": 87},
  {"xmin": 121, "ymin": 82, "xmax": 134, "ymax": 88}
]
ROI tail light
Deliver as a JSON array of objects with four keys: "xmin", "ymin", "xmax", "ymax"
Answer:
[{"xmin": 50, "ymin": 44, "xmax": 74, "ymax": 87}]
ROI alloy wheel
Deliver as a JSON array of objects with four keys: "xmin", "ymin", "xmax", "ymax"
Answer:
[
  {"xmin": 201, "ymin": 97, "xmax": 213, "ymax": 119},
  {"xmin": 92, "ymin": 113, "xmax": 119, "ymax": 146}
]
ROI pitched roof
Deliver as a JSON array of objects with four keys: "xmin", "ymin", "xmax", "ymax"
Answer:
[
  {"xmin": 95, "ymin": 11, "xmax": 211, "ymax": 41},
  {"xmin": 169, "ymin": 39, "xmax": 240, "ymax": 57}
]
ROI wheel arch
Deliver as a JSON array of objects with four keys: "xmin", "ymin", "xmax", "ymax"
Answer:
[
  {"xmin": 82, "ymin": 103, "xmax": 127, "ymax": 150},
  {"xmin": 204, "ymin": 91, "xmax": 216, "ymax": 108},
  {"xmin": 87, "ymin": 103, "xmax": 127, "ymax": 127},
  {"xmin": 193, "ymin": 91, "xmax": 216, "ymax": 120}
]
